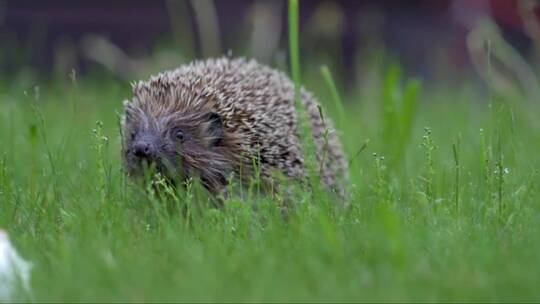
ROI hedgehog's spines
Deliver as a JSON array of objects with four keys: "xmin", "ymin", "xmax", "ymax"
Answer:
[{"xmin": 124, "ymin": 57, "xmax": 348, "ymax": 197}]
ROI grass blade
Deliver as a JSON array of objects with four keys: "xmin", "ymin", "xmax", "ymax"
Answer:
[{"xmin": 320, "ymin": 65, "xmax": 346, "ymax": 127}]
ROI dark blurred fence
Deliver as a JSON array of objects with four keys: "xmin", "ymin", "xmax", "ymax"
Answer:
[{"xmin": 1, "ymin": 0, "xmax": 539, "ymax": 82}]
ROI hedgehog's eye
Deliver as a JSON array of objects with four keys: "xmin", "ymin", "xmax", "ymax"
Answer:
[
  {"xmin": 130, "ymin": 131, "xmax": 136, "ymax": 140},
  {"xmin": 174, "ymin": 129, "xmax": 185, "ymax": 141}
]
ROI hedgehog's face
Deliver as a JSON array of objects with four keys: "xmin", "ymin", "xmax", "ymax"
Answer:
[{"xmin": 122, "ymin": 106, "xmax": 224, "ymax": 185}]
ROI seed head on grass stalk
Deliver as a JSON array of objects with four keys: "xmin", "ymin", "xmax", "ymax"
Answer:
[
  {"xmin": 0, "ymin": 154, "xmax": 9, "ymax": 210},
  {"xmin": 496, "ymin": 130, "xmax": 505, "ymax": 226},
  {"xmin": 92, "ymin": 121, "xmax": 110, "ymax": 207},
  {"xmin": 480, "ymin": 128, "xmax": 493, "ymax": 194},
  {"xmin": 452, "ymin": 135, "xmax": 461, "ymax": 215},
  {"xmin": 372, "ymin": 152, "xmax": 387, "ymax": 202},
  {"xmin": 316, "ymin": 105, "xmax": 333, "ymax": 183},
  {"xmin": 320, "ymin": 64, "xmax": 365, "ymax": 194},
  {"xmin": 29, "ymin": 103, "xmax": 63, "ymax": 214},
  {"xmin": 421, "ymin": 127, "xmax": 435, "ymax": 204}
]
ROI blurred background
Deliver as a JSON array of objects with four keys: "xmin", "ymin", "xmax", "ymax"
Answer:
[{"xmin": 1, "ymin": 0, "xmax": 540, "ymax": 98}]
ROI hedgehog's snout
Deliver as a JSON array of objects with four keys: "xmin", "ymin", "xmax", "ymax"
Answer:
[
  {"xmin": 131, "ymin": 135, "xmax": 158, "ymax": 161},
  {"xmin": 132, "ymin": 141, "xmax": 154, "ymax": 159}
]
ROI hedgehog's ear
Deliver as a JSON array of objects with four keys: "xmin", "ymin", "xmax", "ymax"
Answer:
[{"xmin": 202, "ymin": 112, "xmax": 223, "ymax": 146}]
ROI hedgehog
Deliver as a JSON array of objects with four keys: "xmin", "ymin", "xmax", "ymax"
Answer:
[{"xmin": 121, "ymin": 57, "xmax": 348, "ymax": 198}]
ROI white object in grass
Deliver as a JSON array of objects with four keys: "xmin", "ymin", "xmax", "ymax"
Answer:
[{"xmin": 0, "ymin": 230, "xmax": 32, "ymax": 302}]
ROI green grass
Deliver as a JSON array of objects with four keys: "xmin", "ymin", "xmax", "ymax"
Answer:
[
  {"xmin": 1, "ymin": 1, "xmax": 540, "ymax": 302},
  {"xmin": 1, "ymin": 66, "xmax": 540, "ymax": 303}
]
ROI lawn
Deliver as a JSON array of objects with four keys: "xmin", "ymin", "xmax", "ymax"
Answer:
[{"xmin": 1, "ymin": 61, "xmax": 539, "ymax": 302}]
